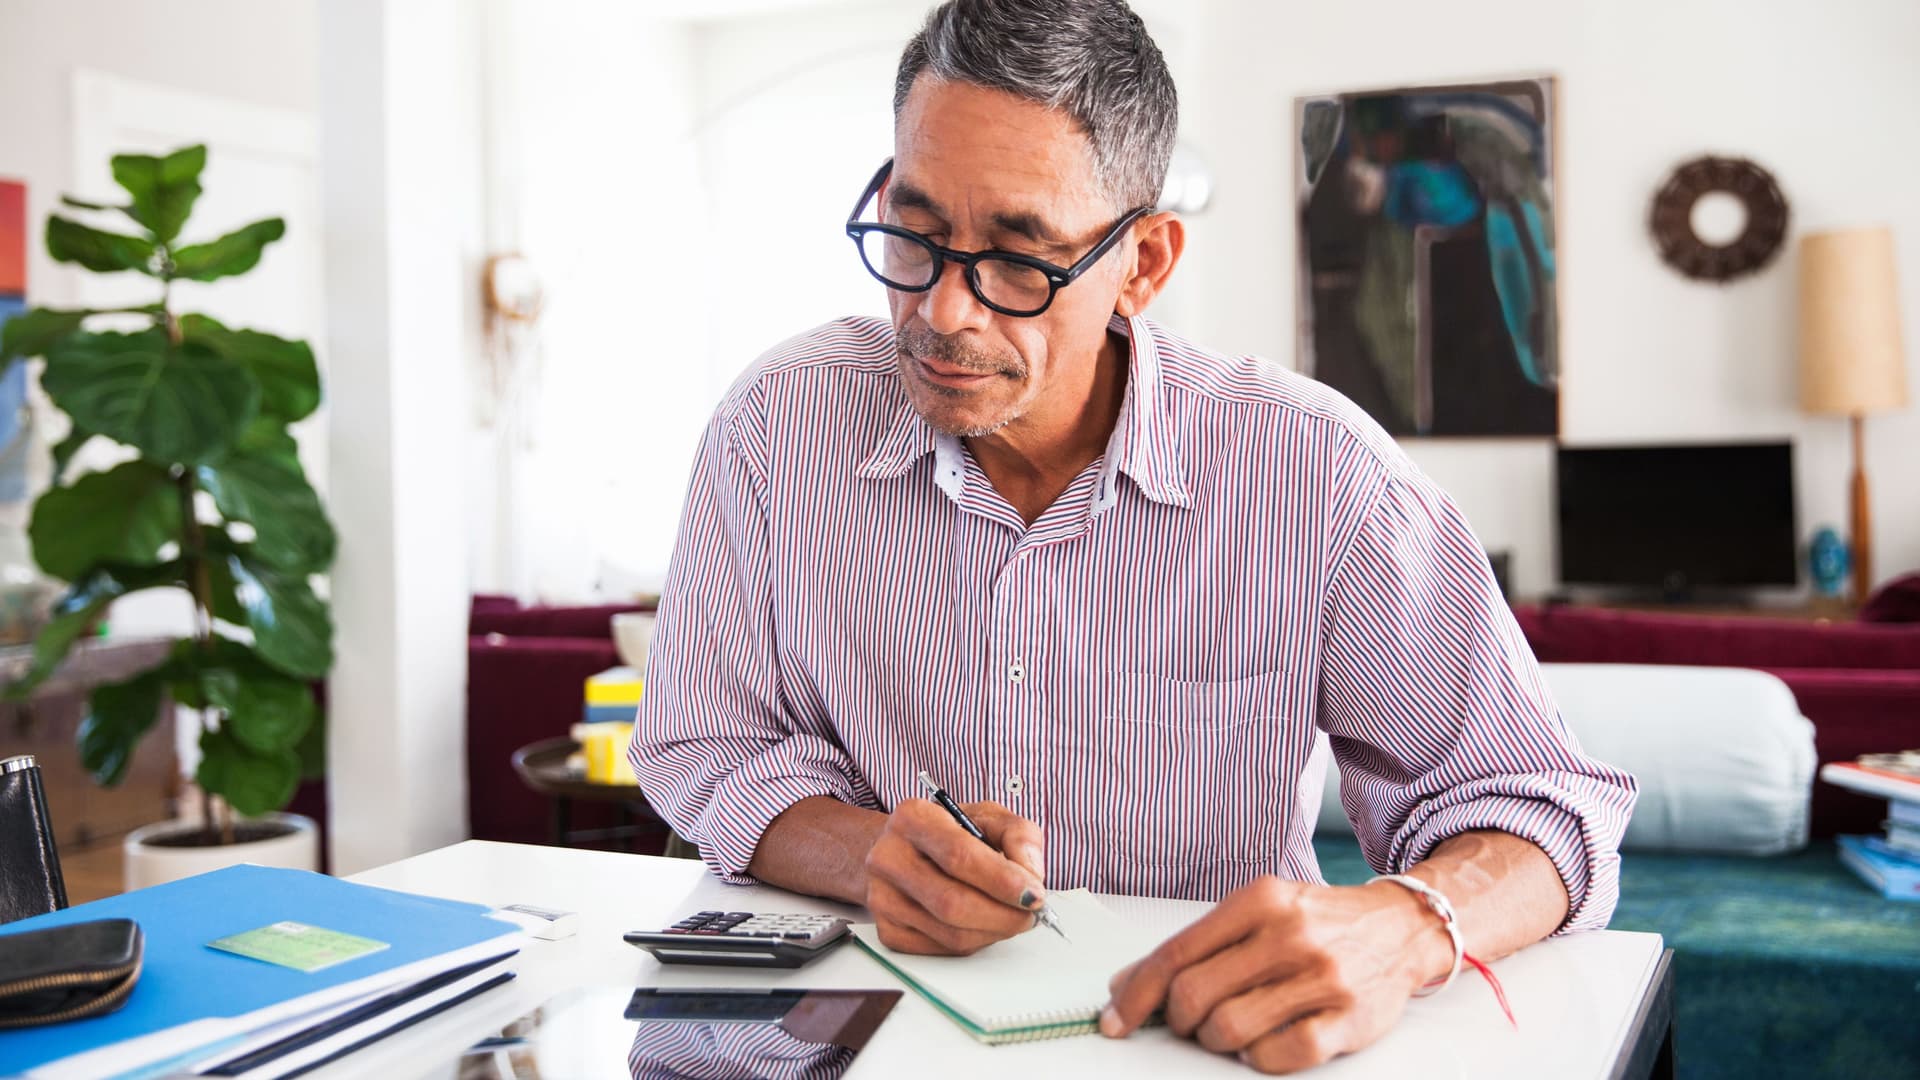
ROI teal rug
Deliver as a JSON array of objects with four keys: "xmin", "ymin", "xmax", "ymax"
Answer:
[{"xmin": 1314, "ymin": 838, "xmax": 1920, "ymax": 1079}]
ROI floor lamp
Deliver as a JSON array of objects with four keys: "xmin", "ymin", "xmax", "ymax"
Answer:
[{"xmin": 1798, "ymin": 226, "xmax": 1910, "ymax": 605}]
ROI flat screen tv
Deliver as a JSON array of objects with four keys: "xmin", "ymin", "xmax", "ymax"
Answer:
[{"xmin": 1555, "ymin": 441, "xmax": 1797, "ymax": 593}]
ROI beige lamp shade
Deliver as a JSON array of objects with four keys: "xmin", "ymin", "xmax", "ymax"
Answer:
[{"xmin": 1798, "ymin": 226, "xmax": 1909, "ymax": 415}]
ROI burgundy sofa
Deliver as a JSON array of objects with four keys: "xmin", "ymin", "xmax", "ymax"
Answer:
[
  {"xmin": 1513, "ymin": 593, "xmax": 1920, "ymax": 838},
  {"xmin": 466, "ymin": 595, "xmax": 661, "ymax": 848},
  {"xmin": 463, "ymin": 579, "xmax": 1920, "ymax": 846}
]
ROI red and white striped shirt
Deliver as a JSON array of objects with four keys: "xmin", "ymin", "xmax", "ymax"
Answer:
[{"xmin": 631, "ymin": 314, "xmax": 1636, "ymax": 930}]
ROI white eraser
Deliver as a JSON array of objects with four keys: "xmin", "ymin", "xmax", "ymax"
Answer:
[{"xmin": 493, "ymin": 903, "xmax": 580, "ymax": 940}]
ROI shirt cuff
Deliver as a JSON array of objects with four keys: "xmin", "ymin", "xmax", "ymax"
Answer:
[
  {"xmin": 686, "ymin": 738, "xmax": 869, "ymax": 885},
  {"xmin": 1387, "ymin": 782, "xmax": 1629, "ymax": 934}
]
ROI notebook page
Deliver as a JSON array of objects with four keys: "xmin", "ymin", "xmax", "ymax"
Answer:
[{"xmin": 850, "ymin": 890, "xmax": 1166, "ymax": 1033}]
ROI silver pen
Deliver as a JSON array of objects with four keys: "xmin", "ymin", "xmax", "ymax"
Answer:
[{"xmin": 916, "ymin": 771, "xmax": 1068, "ymax": 941}]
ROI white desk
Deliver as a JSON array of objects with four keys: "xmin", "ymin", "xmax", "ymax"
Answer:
[{"xmin": 330, "ymin": 841, "xmax": 1669, "ymax": 1079}]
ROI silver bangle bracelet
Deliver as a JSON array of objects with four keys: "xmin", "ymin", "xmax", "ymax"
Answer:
[{"xmin": 1369, "ymin": 873, "xmax": 1465, "ymax": 997}]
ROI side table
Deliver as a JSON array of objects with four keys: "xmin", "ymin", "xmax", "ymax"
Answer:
[{"xmin": 509, "ymin": 737, "xmax": 694, "ymax": 859}]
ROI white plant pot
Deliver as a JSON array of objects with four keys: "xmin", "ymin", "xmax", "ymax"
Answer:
[{"xmin": 123, "ymin": 812, "xmax": 320, "ymax": 891}]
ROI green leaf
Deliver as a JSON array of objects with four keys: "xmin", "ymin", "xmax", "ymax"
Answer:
[
  {"xmin": 204, "ymin": 665, "xmax": 315, "ymax": 754},
  {"xmin": 46, "ymin": 215, "xmax": 156, "ymax": 274},
  {"xmin": 9, "ymin": 562, "xmax": 181, "ymax": 698},
  {"xmin": 197, "ymin": 452, "xmax": 334, "ymax": 573},
  {"xmin": 28, "ymin": 461, "xmax": 180, "ymax": 581},
  {"xmin": 234, "ymin": 418, "xmax": 300, "ymax": 469},
  {"xmin": 221, "ymin": 549, "xmax": 333, "ymax": 678},
  {"xmin": 196, "ymin": 726, "xmax": 299, "ymax": 817},
  {"xmin": 169, "ymin": 218, "xmax": 284, "ymax": 282},
  {"xmin": 167, "ymin": 674, "xmax": 207, "ymax": 711},
  {"xmin": 180, "ymin": 315, "xmax": 320, "ymax": 423},
  {"xmin": 1, "ymin": 307, "xmax": 93, "ymax": 362},
  {"xmin": 79, "ymin": 670, "xmax": 167, "ymax": 786},
  {"xmin": 42, "ymin": 329, "xmax": 260, "ymax": 464},
  {"xmin": 111, "ymin": 145, "xmax": 205, "ymax": 243},
  {"xmin": 295, "ymin": 709, "xmax": 326, "ymax": 779},
  {"xmin": 205, "ymin": 543, "xmax": 247, "ymax": 627}
]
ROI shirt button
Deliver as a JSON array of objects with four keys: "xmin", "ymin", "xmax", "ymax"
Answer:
[
  {"xmin": 1006, "ymin": 775, "xmax": 1024, "ymax": 796},
  {"xmin": 1009, "ymin": 660, "xmax": 1026, "ymax": 683}
]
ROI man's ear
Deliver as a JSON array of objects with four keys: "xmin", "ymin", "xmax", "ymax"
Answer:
[{"xmin": 1115, "ymin": 212, "xmax": 1185, "ymax": 318}]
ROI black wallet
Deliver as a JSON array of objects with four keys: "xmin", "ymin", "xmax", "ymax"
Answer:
[
  {"xmin": 0, "ymin": 756, "xmax": 69, "ymax": 923},
  {"xmin": 0, "ymin": 918, "xmax": 144, "ymax": 1029}
]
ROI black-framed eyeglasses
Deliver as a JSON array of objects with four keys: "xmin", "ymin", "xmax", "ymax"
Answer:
[{"xmin": 844, "ymin": 159, "xmax": 1152, "ymax": 318}]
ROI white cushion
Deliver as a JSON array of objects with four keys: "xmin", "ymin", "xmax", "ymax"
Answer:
[{"xmin": 1315, "ymin": 662, "xmax": 1815, "ymax": 855}]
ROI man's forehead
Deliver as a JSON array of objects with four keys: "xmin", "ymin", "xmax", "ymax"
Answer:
[{"xmin": 891, "ymin": 77, "xmax": 1104, "ymax": 226}]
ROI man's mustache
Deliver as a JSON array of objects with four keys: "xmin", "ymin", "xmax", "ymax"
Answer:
[{"xmin": 896, "ymin": 326, "xmax": 1026, "ymax": 378}]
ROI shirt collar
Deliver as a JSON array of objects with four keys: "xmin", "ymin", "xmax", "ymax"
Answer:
[{"xmin": 856, "ymin": 313, "xmax": 1192, "ymax": 511}]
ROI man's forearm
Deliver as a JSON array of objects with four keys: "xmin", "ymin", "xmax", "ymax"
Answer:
[
  {"xmin": 1395, "ymin": 829, "xmax": 1571, "ymax": 978},
  {"xmin": 744, "ymin": 795, "xmax": 888, "ymax": 905}
]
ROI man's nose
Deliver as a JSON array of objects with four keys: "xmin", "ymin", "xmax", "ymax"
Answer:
[{"xmin": 917, "ymin": 257, "xmax": 992, "ymax": 336}]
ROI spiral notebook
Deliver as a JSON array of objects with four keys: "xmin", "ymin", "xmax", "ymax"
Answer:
[{"xmin": 849, "ymin": 890, "xmax": 1165, "ymax": 1045}]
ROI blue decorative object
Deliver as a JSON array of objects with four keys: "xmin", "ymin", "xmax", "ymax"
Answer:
[
  {"xmin": 0, "ymin": 294, "xmax": 30, "ymax": 504},
  {"xmin": 1809, "ymin": 526, "xmax": 1850, "ymax": 597}
]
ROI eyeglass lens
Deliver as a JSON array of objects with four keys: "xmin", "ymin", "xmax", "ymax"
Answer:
[{"xmin": 857, "ymin": 230, "xmax": 1054, "ymax": 314}]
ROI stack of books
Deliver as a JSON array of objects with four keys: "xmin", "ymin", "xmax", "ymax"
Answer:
[
  {"xmin": 582, "ymin": 666, "xmax": 644, "ymax": 725},
  {"xmin": 571, "ymin": 666, "xmax": 643, "ymax": 784},
  {"xmin": 1820, "ymin": 752, "xmax": 1920, "ymax": 902},
  {"xmin": 0, "ymin": 865, "xmax": 523, "ymax": 1078}
]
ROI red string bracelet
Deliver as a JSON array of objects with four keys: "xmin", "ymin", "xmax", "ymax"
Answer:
[
  {"xmin": 1372, "ymin": 874, "xmax": 1519, "ymax": 1030},
  {"xmin": 1457, "ymin": 952, "xmax": 1517, "ymax": 1029}
]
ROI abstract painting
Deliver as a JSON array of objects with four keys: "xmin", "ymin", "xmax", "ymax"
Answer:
[{"xmin": 1295, "ymin": 78, "xmax": 1559, "ymax": 437}]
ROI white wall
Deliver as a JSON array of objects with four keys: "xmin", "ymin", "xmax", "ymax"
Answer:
[
  {"xmin": 466, "ymin": 1, "xmax": 713, "ymax": 600},
  {"xmin": 0, "ymin": 1, "xmax": 316, "ymax": 265},
  {"xmin": 0, "ymin": 0, "xmax": 318, "ymax": 509},
  {"xmin": 1176, "ymin": 0, "xmax": 1920, "ymax": 597},
  {"xmin": 470, "ymin": 0, "xmax": 911, "ymax": 600}
]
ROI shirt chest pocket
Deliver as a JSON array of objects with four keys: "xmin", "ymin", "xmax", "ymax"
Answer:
[{"xmin": 1063, "ymin": 670, "xmax": 1295, "ymax": 868}]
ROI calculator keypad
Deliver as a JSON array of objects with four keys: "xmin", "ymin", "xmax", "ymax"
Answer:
[{"xmin": 663, "ymin": 911, "xmax": 847, "ymax": 946}]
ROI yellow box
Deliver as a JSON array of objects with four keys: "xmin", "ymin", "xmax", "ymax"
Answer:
[
  {"xmin": 585, "ymin": 666, "xmax": 645, "ymax": 707},
  {"xmin": 572, "ymin": 722, "xmax": 637, "ymax": 785}
]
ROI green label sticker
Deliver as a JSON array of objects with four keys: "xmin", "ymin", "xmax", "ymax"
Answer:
[{"xmin": 207, "ymin": 921, "xmax": 391, "ymax": 973}]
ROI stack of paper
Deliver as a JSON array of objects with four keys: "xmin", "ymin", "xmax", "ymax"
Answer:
[
  {"xmin": 1820, "ymin": 758, "xmax": 1920, "ymax": 902},
  {"xmin": 0, "ymin": 864, "xmax": 523, "ymax": 1078}
]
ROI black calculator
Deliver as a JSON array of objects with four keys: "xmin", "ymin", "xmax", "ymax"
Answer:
[{"xmin": 624, "ymin": 911, "xmax": 853, "ymax": 968}]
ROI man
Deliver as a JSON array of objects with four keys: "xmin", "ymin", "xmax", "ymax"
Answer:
[{"xmin": 631, "ymin": 0, "xmax": 1635, "ymax": 1072}]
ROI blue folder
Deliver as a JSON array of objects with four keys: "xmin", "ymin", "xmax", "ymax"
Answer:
[{"xmin": 0, "ymin": 864, "xmax": 518, "ymax": 1074}]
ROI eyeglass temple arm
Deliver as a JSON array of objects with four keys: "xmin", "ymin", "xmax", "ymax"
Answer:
[{"xmin": 849, "ymin": 159, "xmax": 895, "ymax": 224}]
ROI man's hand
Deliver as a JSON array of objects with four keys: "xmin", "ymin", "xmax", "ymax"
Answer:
[
  {"xmin": 1100, "ymin": 876, "xmax": 1453, "ymax": 1074},
  {"xmin": 863, "ymin": 797, "xmax": 1047, "ymax": 956}
]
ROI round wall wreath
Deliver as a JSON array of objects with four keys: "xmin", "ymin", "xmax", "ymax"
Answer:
[{"xmin": 1648, "ymin": 156, "xmax": 1789, "ymax": 283}]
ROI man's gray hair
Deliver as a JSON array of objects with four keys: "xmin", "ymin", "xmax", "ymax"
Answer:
[{"xmin": 893, "ymin": 0, "xmax": 1178, "ymax": 213}]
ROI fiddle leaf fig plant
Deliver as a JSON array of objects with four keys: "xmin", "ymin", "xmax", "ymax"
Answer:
[{"xmin": 0, "ymin": 144, "xmax": 335, "ymax": 842}]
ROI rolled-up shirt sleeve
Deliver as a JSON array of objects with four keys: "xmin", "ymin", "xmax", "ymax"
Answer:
[
  {"xmin": 629, "ymin": 404, "xmax": 873, "ymax": 884},
  {"xmin": 1317, "ymin": 472, "xmax": 1637, "ymax": 932}
]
